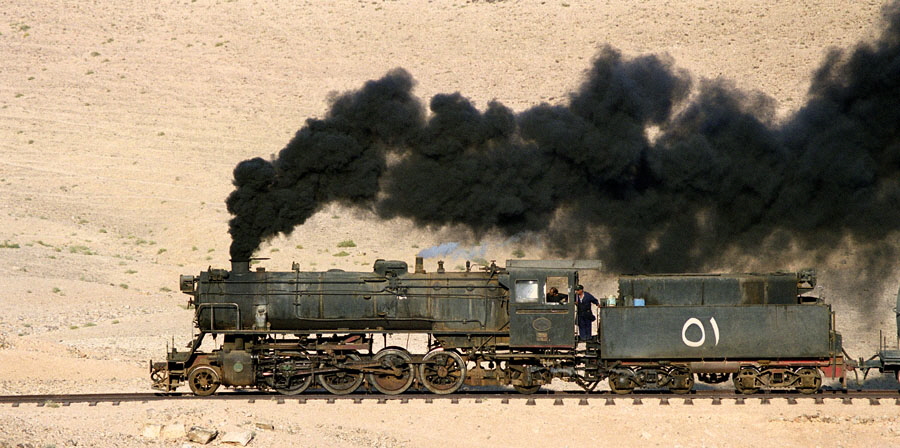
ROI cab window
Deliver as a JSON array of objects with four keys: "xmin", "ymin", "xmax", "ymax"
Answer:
[
  {"xmin": 515, "ymin": 280, "xmax": 540, "ymax": 303},
  {"xmin": 545, "ymin": 276, "xmax": 570, "ymax": 304}
]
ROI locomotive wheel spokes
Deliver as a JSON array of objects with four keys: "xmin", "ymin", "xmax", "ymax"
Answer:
[
  {"xmin": 367, "ymin": 347, "xmax": 415, "ymax": 395},
  {"xmin": 188, "ymin": 365, "xmax": 221, "ymax": 396},
  {"xmin": 317, "ymin": 353, "xmax": 364, "ymax": 395},
  {"xmin": 419, "ymin": 350, "xmax": 466, "ymax": 394},
  {"xmin": 795, "ymin": 367, "xmax": 822, "ymax": 395},
  {"xmin": 275, "ymin": 374, "xmax": 313, "ymax": 395},
  {"xmin": 733, "ymin": 367, "xmax": 761, "ymax": 395}
]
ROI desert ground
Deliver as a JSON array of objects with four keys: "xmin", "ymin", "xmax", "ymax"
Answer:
[{"xmin": 2, "ymin": 0, "xmax": 900, "ymax": 446}]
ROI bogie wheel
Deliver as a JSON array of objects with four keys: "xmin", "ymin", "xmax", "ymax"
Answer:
[
  {"xmin": 367, "ymin": 347, "xmax": 415, "ymax": 395},
  {"xmin": 275, "ymin": 374, "xmax": 313, "ymax": 395},
  {"xmin": 668, "ymin": 368, "xmax": 694, "ymax": 395},
  {"xmin": 188, "ymin": 365, "xmax": 221, "ymax": 396},
  {"xmin": 317, "ymin": 353, "xmax": 364, "ymax": 395},
  {"xmin": 608, "ymin": 371, "xmax": 635, "ymax": 395},
  {"xmin": 419, "ymin": 350, "xmax": 467, "ymax": 394},
  {"xmin": 795, "ymin": 367, "xmax": 822, "ymax": 395},
  {"xmin": 733, "ymin": 368, "xmax": 761, "ymax": 395}
]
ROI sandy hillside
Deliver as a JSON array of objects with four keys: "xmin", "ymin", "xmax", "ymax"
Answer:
[{"xmin": 2, "ymin": 0, "xmax": 900, "ymax": 446}]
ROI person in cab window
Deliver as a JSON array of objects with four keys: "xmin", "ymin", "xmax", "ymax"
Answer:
[
  {"xmin": 574, "ymin": 285, "xmax": 599, "ymax": 340},
  {"xmin": 546, "ymin": 287, "xmax": 568, "ymax": 304}
]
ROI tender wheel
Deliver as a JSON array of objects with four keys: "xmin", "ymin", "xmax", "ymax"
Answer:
[
  {"xmin": 733, "ymin": 367, "xmax": 761, "ymax": 395},
  {"xmin": 669, "ymin": 367, "xmax": 694, "ymax": 395},
  {"xmin": 275, "ymin": 375, "xmax": 313, "ymax": 395},
  {"xmin": 188, "ymin": 365, "xmax": 221, "ymax": 396},
  {"xmin": 795, "ymin": 367, "xmax": 822, "ymax": 395},
  {"xmin": 366, "ymin": 347, "xmax": 415, "ymax": 395},
  {"xmin": 317, "ymin": 353, "xmax": 364, "ymax": 395},
  {"xmin": 419, "ymin": 350, "xmax": 466, "ymax": 395},
  {"xmin": 608, "ymin": 371, "xmax": 635, "ymax": 395}
]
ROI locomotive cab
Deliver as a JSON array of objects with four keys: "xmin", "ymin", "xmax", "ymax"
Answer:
[{"xmin": 504, "ymin": 260, "xmax": 602, "ymax": 348}]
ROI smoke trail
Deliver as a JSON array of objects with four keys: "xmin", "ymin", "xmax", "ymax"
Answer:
[
  {"xmin": 226, "ymin": 69, "xmax": 424, "ymax": 260},
  {"xmin": 227, "ymin": 3, "xmax": 900, "ymax": 278}
]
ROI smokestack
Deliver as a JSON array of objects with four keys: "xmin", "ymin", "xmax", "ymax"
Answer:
[
  {"xmin": 415, "ymin": 256, "xmax": 425, "ymax": 274},
  {"xmin": 231, "ymin": 260, "xmax": 250, "ymax": 273}
]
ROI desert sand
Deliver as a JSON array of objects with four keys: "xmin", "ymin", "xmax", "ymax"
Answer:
[{"xmin": 2, "ymin": 0, "xmax": 900, "ymax": 446}]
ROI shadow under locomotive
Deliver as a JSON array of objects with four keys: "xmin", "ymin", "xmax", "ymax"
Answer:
[{"xmin": 151, "ymin": 258, "xmax": 851, "ymax": 396}]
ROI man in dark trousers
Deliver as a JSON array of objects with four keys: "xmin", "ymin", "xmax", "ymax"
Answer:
[{"xmin": 574, "ymin": 285, "xmax": 599, "ymax": 340}]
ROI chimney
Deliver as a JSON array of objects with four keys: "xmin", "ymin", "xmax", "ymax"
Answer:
[
  {"xmin": 437, "ymin": 260, "xmax": 445, "ymax": 274},
  {"xmin": 231, "ymin": 260, "xmax": 250, "ymax": 273},
  {"xmin": 415, "ymin": 256, "xmax": 425, "ymax": 274}
]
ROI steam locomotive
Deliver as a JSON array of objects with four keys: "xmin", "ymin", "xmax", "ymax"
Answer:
[{"xmin": 150, "ymin": 257, "xmax": 848, "ymax": 395}]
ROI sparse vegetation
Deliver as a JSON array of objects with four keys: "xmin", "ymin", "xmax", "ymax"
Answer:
[
  {"xmin": 69, "ymin": 245, "xmax": 95, "ymax": 255},
  {"xmin": 157, "ymin": 248, "xmax": 167, "ymax": 254},
  {"xmin": 112, "ymin": 320, "xmax": 120, "ymax": 324},
  {"xmin": 192, "ymin": 246, "xmax": 198, "ymax": 251},
  {"xmin": 270, "ymin": 248, "xmax": 280, "ymax": 252},
  {"xmin": 160, "ymin": 287, "xmax": 171, "ymax": 292},
  {"xmin": 0, "ymin": 240, "xmax": 20, "ymax": 249},
  {"xmin": 333, "ymin": 251, "xmax": 350, "ymax": 257},
  {"xmin": 119, "ymin": 283, "xmax": 129, "ymax": 289},
  {"xmin": 83, "ymin": 322, "xmax": 96, "ymax": 327},
  {"xmin": 69, "ymin": 325, "xmax": 79, "ymax": 330},
  {"xmin": 125, "ymin": 269, "xmax": 137, "ymax": 274},
  {"xmin": 52, "ymin": 287, "xmax": 61, "ymax": 294},
  {"xmin": 337, "ymin": 240, "xmax": 356, "ymax": 248},
  {"xmin": 90, "ymin": 51, "xmax": 100, "ymax": 57},
  {"xmin": 512, "ymin": 248, "xmax": 526, "ymax": 258},
  {"xmin": 295, "ymin": 244, "xmax": 303, "ymax": 250}
]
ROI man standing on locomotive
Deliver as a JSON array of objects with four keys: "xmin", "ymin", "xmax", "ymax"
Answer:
[{"xmin": 574, "ymin": 285, "xmax": 599, "ymax": 340}]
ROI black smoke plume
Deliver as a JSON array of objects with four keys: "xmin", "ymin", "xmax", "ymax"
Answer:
[{"xmin": 228, "ymin": 3, "xmax": 900, "ymax": 277}]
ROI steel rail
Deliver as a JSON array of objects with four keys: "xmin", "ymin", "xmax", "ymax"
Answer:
[{"xmin": 2, "ymin": 388, "xmax": 900, "ymax": 406}]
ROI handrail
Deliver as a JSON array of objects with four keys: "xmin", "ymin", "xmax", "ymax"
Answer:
[{"xmin": 196, "ymin": 303, "xmax": 241, "ymax": 331}]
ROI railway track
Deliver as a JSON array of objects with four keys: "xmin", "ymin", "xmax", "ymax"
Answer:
[{"xmin": 2, "ymin": 389, "xmax": 899, "ymax": 406}]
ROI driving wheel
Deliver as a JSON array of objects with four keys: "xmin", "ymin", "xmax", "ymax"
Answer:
[
  {"xmin": 317, "ymin": 353, "xmax": 364, "ymax": 395},
  {"xmin": 367, "ymin": 347, "xmax": 415, "ymax": 395},
  {"xmin": 419, "ymin": 350, "xmax": 466, "ymax": 394}
]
